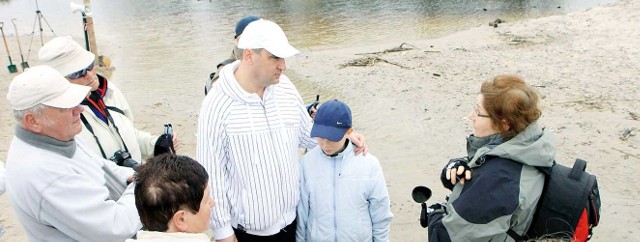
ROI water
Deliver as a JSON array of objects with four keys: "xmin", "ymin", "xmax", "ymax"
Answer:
[
  {"xmin": 1, "ymin": 0, "xmax": 615, "ymax": 97},
  {"xmin": 1, "ymin": 0, "xmax": 617, "ymax": 142}
]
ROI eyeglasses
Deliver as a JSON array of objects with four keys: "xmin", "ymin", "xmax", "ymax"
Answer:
[
  {"xmin": 474, "ymin": 104, "xmax": 490, "ymax": 118},
  {"xmin": 66, "ymin": 62, "xmax": 95, "ymax": 79}
]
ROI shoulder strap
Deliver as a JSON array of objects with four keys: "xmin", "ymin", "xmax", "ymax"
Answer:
[
  {"xmin": 106, "ymin": 106, "xmax": 125, "ymax": 116},
  {"xmin": 569, "ymin": 159, "xmax": 587, "ymax": 180},
  {"xmin": 103, "ymin": 109, "xmax": 130, "ymax": 153},
  {"xmin": 80, "ymin": 114, "xmax": 108, "ymax": 159},
  {"xmin": 507, "ymin": 229, "xmax": 525, "ymax": 241}
]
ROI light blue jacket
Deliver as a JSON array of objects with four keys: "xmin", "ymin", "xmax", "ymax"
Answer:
[{"xmin": 296, "ymin": 142, "xmax": 393, "ymax": 242}]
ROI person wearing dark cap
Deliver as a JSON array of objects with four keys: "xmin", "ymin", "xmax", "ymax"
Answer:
[
  {"xmin": 204, "ymin": 15, "xmax": 260, "ymax": 95},
  {"xmin": 296, "ymin": 99, "xmax": 393, "ymax": 242}
]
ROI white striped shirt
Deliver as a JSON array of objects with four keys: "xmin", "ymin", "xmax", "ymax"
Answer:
[{"xmin": 197, "ymin": 61, "xmax": 316, "ymax": 239}]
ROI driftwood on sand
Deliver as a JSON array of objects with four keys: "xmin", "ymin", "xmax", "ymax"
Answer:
[
  {"xmin": 339, "ymin": 56, "xmax": 409, "ymax": 69},
  {"xmin": 341, "ymin": 43, "xmax": 415, "ymax": 69},
  {"xmin": 355, "ymin": 42, "xmax": 418, "ymax": 56}
]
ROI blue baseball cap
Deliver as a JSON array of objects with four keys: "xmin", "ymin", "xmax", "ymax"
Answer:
[
  {"xmin": 235, "ymin": 16, "xmax": 260, "ymax": 38},
  {"xmin": 311, "ymin": 99, "xmax": 352, "ymax": 142}
]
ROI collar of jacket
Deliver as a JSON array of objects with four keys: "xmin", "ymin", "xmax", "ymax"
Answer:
[
  {"xmin": 320, "ymin": 139, "xmax": 354, "ymax": 159},
  {"xmin": 468, "ymin": 122, "xmax": 556, "ymax": 168},
  {"xmin": 14, "ymin": 125, "xmax": 76, "ymax": 158},
  {"xmin": 466, "ymin": 133, "xmax": 503, "ymax": 160},
  {"xmin": 218, "ymin": 60, "xmax": 277, "ymax": 105}
]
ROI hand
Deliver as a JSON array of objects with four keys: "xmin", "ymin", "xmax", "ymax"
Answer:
[
  {"xmin": 445, "ymin": 158, "xmax": 471, "ymax": 185},
  {"xmin": 172, "ymin": 131, "xmax": 181, "ymax": 151},
  {"xmin": 216, "ymin": 234, "xmax": 238, "ymax": 242},
  {"xmin": 306, "ymin": 102, "xmax": 319, "ymax": 119},
  {"xmin": 309, "ymin": 105, "xmax": 318, "ymax": 119},
  {"xmin": 348, "ymin": 132, "xmax": 367, "ymax": 156},
  {"xmin": 126, "ymin": 175, "xmax": 135, "ymax": 185}
]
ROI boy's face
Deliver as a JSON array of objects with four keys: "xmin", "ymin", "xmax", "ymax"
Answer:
[
  {"xmin": 316, "ymin": 128, "xmax": 352, "ymax": 155},
  {"xmin": 183, "ymin": 184, "xmax": 215, "ymax": 233}
]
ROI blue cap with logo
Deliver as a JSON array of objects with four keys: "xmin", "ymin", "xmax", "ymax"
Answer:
[
  {"xmin": 311, "ymin": 99, "xmax": 352, "ymax": 142},
  {"xmin": 235, "ymin": 16, "xmax": 260, "ymax": 38}
]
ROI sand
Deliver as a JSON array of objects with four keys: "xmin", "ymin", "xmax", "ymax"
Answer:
[{"xmin": 1, "ymin": 0, "xmax": 639, "ymax": 241}]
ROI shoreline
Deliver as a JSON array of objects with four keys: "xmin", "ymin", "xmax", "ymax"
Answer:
[{"xmin": 1, "ymin": 0, "xmax": 639, "ymax": 241}]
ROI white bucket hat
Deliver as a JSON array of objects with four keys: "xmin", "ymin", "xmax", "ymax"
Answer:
[
  {"xmin": 237, "ymin": 19, "xmax": 300, "ymax": 58},
  {"xmin": 38, "ymin": 36, "xmax": 95, "ymax": 77},
  {"xmin": 7, "ymin": 65, "xmax": 91, "ymax": 110}
]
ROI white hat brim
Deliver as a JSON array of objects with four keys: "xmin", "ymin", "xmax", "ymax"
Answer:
[
  {"xmin": 270, "ymin": 44, "xmax": 300, "ymax": 58},
  {"xmin": 42, "ymin": 84, "xmax": 91, "ymax": 109}
]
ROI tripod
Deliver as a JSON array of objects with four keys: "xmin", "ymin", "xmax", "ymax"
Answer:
[
  {"xmin": 31, "ymin": 0, "xmax": 56, "ymax": 46},
  {"xmin": 27, "ymin": 0, "xmax": 56, "ymax": 60}
]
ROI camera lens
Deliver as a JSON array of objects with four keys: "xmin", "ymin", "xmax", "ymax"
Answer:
[
  {"xmin": 109, "ymin": 150, "xmax": 141, "ymax": 171},
  {"xmin": 412, "ymin": 186, "xmax": 432, "ymax": 203},
  {"xmin": 123, "ymin": 158, "xmax": 141, "ymax": 171}
]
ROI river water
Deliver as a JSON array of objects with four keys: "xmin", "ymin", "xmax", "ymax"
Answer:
[{"xmin": 1, "ymin": 0, "xmax": 615, "ymax": 97}]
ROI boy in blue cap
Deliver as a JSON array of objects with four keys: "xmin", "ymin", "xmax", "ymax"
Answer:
[{"xmin": 296, "ymin": 99, "xmax": 393, "ymax": 242}]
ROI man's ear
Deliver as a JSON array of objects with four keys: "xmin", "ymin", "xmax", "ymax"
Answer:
[
  {"xmin": 242, "ymin": 48, "xmax": 254, "ymax": 62},
  {"xmin": 170, "ymin": 210, "xmax": 188, "ymax": 232},
  {"xmin": 23, "ymin": 112, "xmax": 43, "ymax": 133}
]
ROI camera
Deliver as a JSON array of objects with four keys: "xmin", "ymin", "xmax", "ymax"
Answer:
[
  {"xmin": 110, "ymin": 150, "xmax": 141, "ymax": 171},
  {"xmin": 153, "ymin": 124, "xmax": 175, "ymax": 156},
  {"xmin": 412, "ymin": 186, "xmax": 432, "ymax": 228},
  {"xmin": 306, "ymin": 95, "xmax": 320, "ymax": 117}
]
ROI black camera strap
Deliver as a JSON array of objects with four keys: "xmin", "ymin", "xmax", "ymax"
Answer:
[
  {"xmin": 80, "ymin": 113, "xmax": 108, "ymax": 159},
  {"xmin": 79, "ymin": 106, "xmax": 130, "ymax": 159},
  {"xmin": 104, "ymin": 108, "xmax": 130, "ymax": 153}
]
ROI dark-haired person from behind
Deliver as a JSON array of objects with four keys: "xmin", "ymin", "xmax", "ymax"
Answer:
[
  {"xmin": 127, "ymin": 154, "xmax": 214, "ymax": 242},
  {"xmin": 427, "ymin": 75, "xmax": 556, "ymax": 241}
]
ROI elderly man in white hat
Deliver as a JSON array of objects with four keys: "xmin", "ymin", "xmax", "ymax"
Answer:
[
  {"xmin": 38, "ymin": 36, "xmax": 177, "ymax": 172},
  {"xmin": 4, "ymin": 66, "xmax": 142, "ymax": 242},
  {"xmin": 196, "ymin": 19, "xmax": 367, "ymax": 242}
]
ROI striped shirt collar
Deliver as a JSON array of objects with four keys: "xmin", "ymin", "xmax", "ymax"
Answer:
[{"xmin": 219, "ymin": 61, "xmax": 276, "ymax": 104}]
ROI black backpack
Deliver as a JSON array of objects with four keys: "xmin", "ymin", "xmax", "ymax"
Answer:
[{"xmin": 508, "ymin": 159, "xmax": 601, "ymax": 241}]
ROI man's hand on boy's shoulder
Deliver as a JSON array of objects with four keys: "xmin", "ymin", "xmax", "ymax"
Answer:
[
  {"xmin": 308, "ymin": 105, "xmax": 318, "ymax": 119},
  {"xmin": 349, "ymin": 132, "xmax": 368, "ymax": 156}
]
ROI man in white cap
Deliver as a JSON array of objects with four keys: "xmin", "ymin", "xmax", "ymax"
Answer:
[
  {"xmin": 4, "ymin": 65, "xmax": 142, "ymax": 242},
  {"xmin": 38, "ymin": 36, "xmax": 177, "ymax": 173},
  {"xmin": 196, "ymin": 19, "xmax": 366, "ymax": 242}
]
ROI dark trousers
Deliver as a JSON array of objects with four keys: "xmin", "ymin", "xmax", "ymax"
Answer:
[{"xmin": 233, "ymin": 220, "xmax": 297, "ymax": 242}]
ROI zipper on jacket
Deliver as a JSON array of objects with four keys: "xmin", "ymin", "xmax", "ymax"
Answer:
[
  {"xmin": 333, "ymin": 156, "xmax": 338, "ymax": 242},
  {"xmin": 261, "ymin": 101, "xmax": 288, "ymax": 229}
]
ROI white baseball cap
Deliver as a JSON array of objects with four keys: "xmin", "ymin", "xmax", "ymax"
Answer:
[
  {"xmin": 38, "ymin": 36, "xmax": 95, "ymax": 76},
  {"xmin": 7, "ymin": 65, "xmax": 91, "ymax": 110},
  {"xmin": 237, "ymin": 19, "xmax": 300, "ymax": 58}
]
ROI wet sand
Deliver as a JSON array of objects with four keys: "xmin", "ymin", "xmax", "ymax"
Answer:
[{"xmin": 1, "ymin": 0, "xmax": 639, "ymax": 241}]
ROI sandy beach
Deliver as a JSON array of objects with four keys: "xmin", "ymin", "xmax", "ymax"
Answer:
[{"xmin": 1, "ymin": 0, "xmax": 639, "ymax": 241}]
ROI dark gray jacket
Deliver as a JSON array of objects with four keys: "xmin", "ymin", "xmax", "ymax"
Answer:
[{"xmin": 429, "ymin": 122, "xmax": 555, "ymax": 242}]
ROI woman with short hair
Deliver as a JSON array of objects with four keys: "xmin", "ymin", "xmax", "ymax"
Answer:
[{"xmin": 427, "ymin": 74, "xmax": 556, "ymax": 242}]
